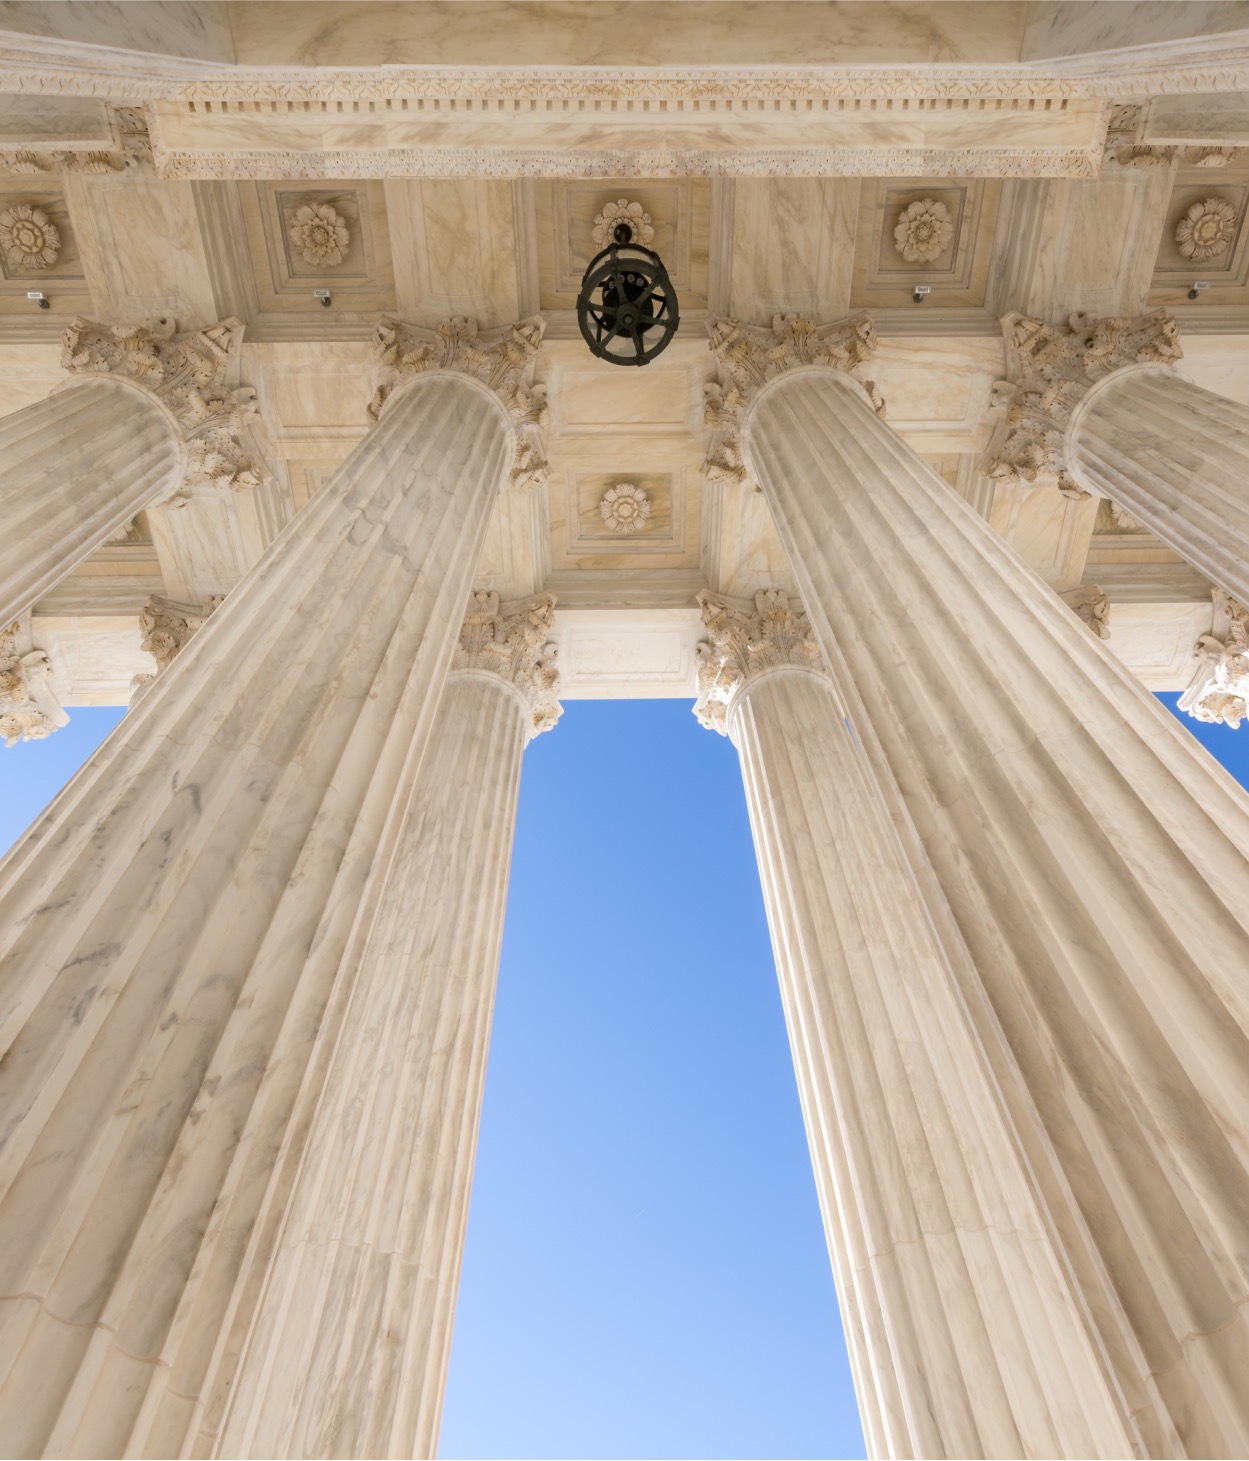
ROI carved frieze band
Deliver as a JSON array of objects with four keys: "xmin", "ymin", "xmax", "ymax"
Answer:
[
  {"xmin": 1180, "ymin": 589, "xmax": 1249, "ymax": 730},
  {"xmin": 371, "ymin": 315, "xmax": 548, "ymax": 492},
  {"xmin": 61, "ymin": 316, "xmax": 270, "ymax": 507},
  {"xmin": 982, "ymin": 309, "xmax": 1183, "ymax": 499},
  {"xmin": 694, "ymin": 589, "xmax": 824, "ymax": 736},
  {"xmin": 454, "ymin": 589, "xmax": 562, "ymax": 738},
  {"xmin": 704, "ymin": 313, "xmax": 881, "ymax": 493},
  {"xmin": 0, "ymin": 617, "xmax": 68, "ymax": 747}
]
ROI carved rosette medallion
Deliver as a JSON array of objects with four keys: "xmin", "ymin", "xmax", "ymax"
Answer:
[
  {"xmin": 453, "ymin": 589, "xmax": 562, "ymax": 737},
  {"xmin": 130, "ymin": 593, "xmax": 225, "ymax": 702},
  {"xmin": 1060, "ymin": 584, "xmax": 1111, "ymax": 640},
  {"xmin": 288, "ymin": 201, "xmax": 350, "ymax": 266},
  {"xmin": 0, "ymin": 619, "xmax": 69, "ymax": 747},
  {"xmin": 704, "ymin": 313, "xmax": 881, "ymax": 493},
  {"xmin": 1176, "ymin": 197, "xmax": 1238, "ymax": 262},
  {"xmin": 893, "ymin": 198, "xmax": 953, "ymax": 263},
  {"xmin": 592, "ymin": 199, "xmax": 655, "ymax": 248},
  {"xmin": 600, "ymin": 482, "xmax": 651, "ymax": 534},
  {"xmin": 0, "ymin": 204, "xmax": 60, "ymax": 270},
  {"xmin": 694, "ymin": 589, "xmax": 824, "ymax": 735},
  {"xmin": 371, "ymin": 315, "xmax": 548, "ymax": 491},
  {"xmin": 983, "ymin": 309, "xmax": 1183, "ymax": 499},
  {"xmin": 61, "ymin": 316, "xmax": 270, "ymax": 507},
  {"xmin": 1179, "ymin": 590, "xmax": 1249, "ymax": 729}
]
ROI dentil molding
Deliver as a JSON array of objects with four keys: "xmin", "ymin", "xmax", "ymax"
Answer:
[
  {"xmin": 454, "ymin": 589, "xmax": 562, "ymax": 738},
  {"xmin": 61, "ymin": 316, "xmax": 271, "ymax": 506}
]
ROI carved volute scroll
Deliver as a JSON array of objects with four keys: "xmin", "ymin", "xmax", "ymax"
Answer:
[
  {"xmin": 703, "ymin": 313, "xmax": 881, "ymax": 493},
  {"xmin": 694, "ymin": 588, "xmax": 824, "ymax": 735},
  {"xmin": 983, "ymin": 309, "xmax": 1182, "ymax": 499},
  {"xmin": 61, "ymin": 316, "xmax": 271, "ymax": 507},
  {"xmin": 453, "ymin": 589, "xmax": 562, "ymax": 738},
  {"xmin": 370, "ymin": 315, "xmax": 548, "ymax": 492}
]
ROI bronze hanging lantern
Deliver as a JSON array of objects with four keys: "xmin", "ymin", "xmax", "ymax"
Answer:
[{"xmin": 576, "ymin": 223, "xmax": 679, "ymax": 367}]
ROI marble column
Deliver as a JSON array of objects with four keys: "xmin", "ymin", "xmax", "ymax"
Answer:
[
  {"xmin": 0, "ymin": 317, "xmax": 547, "ymax": 1459},
  {"xmin": 711, "ymin": 318, "xmax": 1249, "ymax": 1459},
  {"xmin": 216, "ymin": 591, "xmax": 560, "ymax": 1461},
  {"xmin": 1066, "ymin": 364, "xmax": 1249, "ymax": 606},
  {"xmin": 695, "ymin": 590, "xmax": 1135, "ymax": 1461},
  {"xmin": 0, "ymin": 316, "xmax": 267, "ymax": 628}
]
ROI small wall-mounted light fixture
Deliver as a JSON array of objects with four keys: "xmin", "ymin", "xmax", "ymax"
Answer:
[
  {"xmin": 1188, "ymin": 280, "xmax": 1211, "ymax": 301},
  {"xmin": 912, "ymin": 284, "xmax": 932, "ymax": 305},
  {"xmin": 313, "ymin": 289, "xmax": 332, "ymax": 308},
  {"xmin": 26, "ymin": 291, "xmax": 49, "ymax": 310}
]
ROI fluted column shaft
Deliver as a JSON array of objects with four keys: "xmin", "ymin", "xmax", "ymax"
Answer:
[
  {"xmin": 0, "ymin": 376, "xmax": 181, "ymax": 626},
  {"xmin": 703, "ymin": 611, "xmax": 1132, "ymax": 1460},
  {"xmin": 743, "ymin": 368, "xmax": 1249, "ymax": 1459},
  {"xmin": 215, "ymin": 594, "xmax": 559, "ymax": 1461},
  {"xmin": 1067, "ymin": 364, "xmax": 1249, "ymax": 605},
  {"xmin": 0, "ymin": 371, "xmax": 513, "ymax": 1459}
]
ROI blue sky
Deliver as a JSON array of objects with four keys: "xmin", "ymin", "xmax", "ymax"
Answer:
[{"xmin": 3, "ymin": 691, "xmax": 1248, "ymax": 1460}]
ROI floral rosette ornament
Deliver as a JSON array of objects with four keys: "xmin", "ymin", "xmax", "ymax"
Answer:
[
  {"xmin": 0, "ymin": 203, "xmax": 60, "ymax": 270},
  {"xmin": 893, "ymin": 198, "xmax": 953, "ymax": 264},
  {"xmin": 288, "ymin": 201, "xmax": 350, "ymax": 267},
  {"xmin": 592, "ymin": 199, "xmax": 655, "ymax": 249},
  {"xmin": 1176, "ymin": 197, "xmax": 1237, "ymax": 262},
  {"xmin": 600, "ymin": 482, "xmax": 651, "ymax": 534}
]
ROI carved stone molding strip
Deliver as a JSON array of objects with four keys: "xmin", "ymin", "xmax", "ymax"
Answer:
[
  {"xmin": 371, "ymin": 315, "xmax": 548, "ymax": 492},
  {"xmin": 61, "ymin": 316, "xmax": 270, "ymax": 506},
  {"xmin": 704, "ymin": 312, "xmax": 880, "ymax": 493},
  {"xmin": 982, "ymin": 309, "xmax": 1183, "ymax": 499},
  {"xmin": 454, "ymin": 589, "xmax": 561, "ymax": 738},
  {"xmin": 694, "ymin": 589, "xmax": 824, "ymax": 736},
  {"xmin": 1179, "ymin": 589, "xmax": 1249, "ymax": 729},
  {"xmin": 0, "ymin": 617, "xmax": 68, "ymax": 746}
]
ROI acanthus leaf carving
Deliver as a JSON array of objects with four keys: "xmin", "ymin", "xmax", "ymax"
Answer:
[
  {"xmin": 694, "ymin": 589, "xmax": 824, "ymax": 735},
  {"xmin": 371, "ymin": 315, "xmax": 548, "ymax": 492},
  {"xmin": 983, "ymin": 309, "xmax": 1182, "ymax": 498},
  {"xmin": 704, "ymin": 313, "xmax": 881, "ymax": 493},
  {"xmin": 1179, "ymin": 589, "xmax": 1249, "ymax": 729},
  {"xmin": 288, "ymin": 200, "xmax": 350, "ymax": 266},
  {"xmin": 130, "ymin": 593, "xmax": 225, "ymax": 702},
  {"xmin": 1176, "ymin": 196, "xmax": 1238, "ymax": 262},
  {"xmin": 1060, "ymin": 584, "xmax": 1111, "ymax": 640},
  {"xmin": 454, "ymin": 589, "xmax": 562, "ymax": 738},
  {"xmin": 0, "ymin": 203, "xmax": 60, "ymax": 269},
  {"xmin": 61, "ymin": 316, "xmax": 270, "ymax": 506},
  {"xmin": 893, "ymin": 197, "xmax": 954, "ymax": 263},
  {"xmin": 0, "ymin": 617, "xmax": 68, "ymax": 747}
]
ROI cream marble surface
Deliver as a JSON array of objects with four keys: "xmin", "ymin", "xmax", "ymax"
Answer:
[
  {"xmin": 727, "ymin": 180, "xmax": 859, "ymax": 325},
  {"xmin": 744, "ymin": 366, "xmax": 1249, "ymax": 1459},
  {"xmin": 1023, "ymin": 0, "xmax": 1249, "ymax": 60},
  {"xmin": 0, "ymin": 93, "xmax": 112, "ymax": 150},
  {"xmin": 31, "ymin": 614, "xmax": 149, "ymax": 706},
  {"xmin": 549, "ymin": 606, "xmax": 704, "ymax": 697}
]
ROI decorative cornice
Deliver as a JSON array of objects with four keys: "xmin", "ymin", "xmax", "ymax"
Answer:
[
  {"xmin": 982, "ymin": 310, "xmax": 1182, "ymax": 499},
  {"xmin": 0, "ymin": 618, "xmax": 68, "ymax": 746},
  {"xmin": 1179, "ymin": 589, "xmax": 1249, "ymax": 730},
  {"xmin": 694, "ymin": 589, "xmax": 823, "ymax": 735},
  {"xmin": 130, "ymin": 593, "xmax": 224, "ymax": 702},
  {"xmin": 371, "ymin": 315, "xmax": 548, "ymax": 492},
  {"xmin": 704, "ymin": 313, "xmax": 880, "ymax": 493},
  {"xmin": 454, "ymin": 590, "xmax": 561, "ymax": 738},
  {"xmin": 61, "ymin": 316, "xmax": 270, "ymax": 506},
  {"xmin": 0, "ymin": 104, "xmax": 151, "ymax": 176},
  {"xmin": 1060, "ymin": 584, "xmax": 1111, "ymax": 640}
]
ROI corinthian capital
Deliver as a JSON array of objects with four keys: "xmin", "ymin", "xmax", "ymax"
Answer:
[
  {"xmin": 983, "ymin": 309, "xmax": 1182, "ymax": 499},
  {"xmin": 694, "ymin": 589, "xmax": 824, "ymax": 735},
  {"xmin": 371, "ymin": 315, "xmax": 548, "ymax": 492},
  {"xmin": 1179, "ymin": 589, "xmax": 1249, "ymax": 729},
  {"xmin": 0, "ymin": 618, "xmax": 68, "ymax": 747},
  {"xmin": 61, "ymin": 316, "xmax": 270, "ymax": 507},
  {"xmin": 129, "ymin": 593, "xmax": 225, "ymax": 703},
  {"xmin": 454, "ymin": 589, "xmax": 561, "ymax": 738},
  {"xmin": 703, "ymin": 313, "xmax": 881, "ymax": 493}
]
